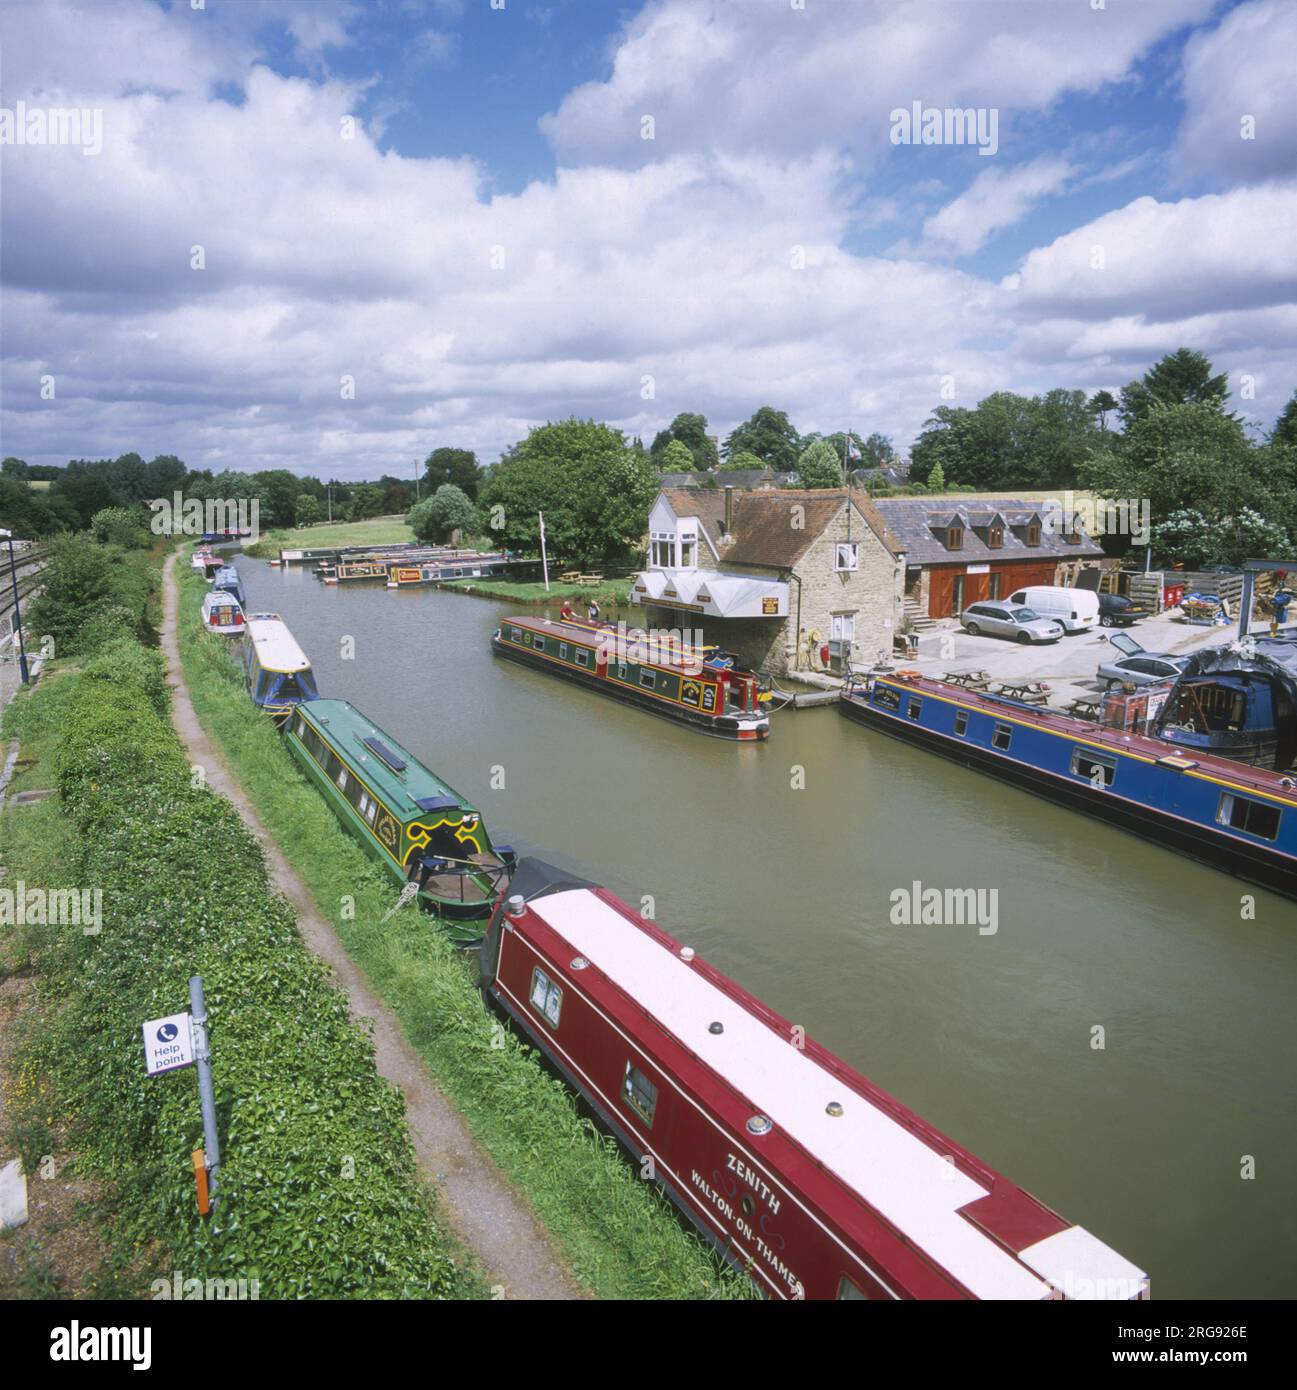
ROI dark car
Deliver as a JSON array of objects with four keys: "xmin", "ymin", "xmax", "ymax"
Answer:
[{"xmin": 1098, "ymin": 593, "xmax": 1149, "ymax": 627}]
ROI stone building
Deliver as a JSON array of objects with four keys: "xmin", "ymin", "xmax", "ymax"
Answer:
[
  {"xmin": 873, "ymin": 497, "xmax": 1105, "ymax": 620},
  {"xmin": 630, "ymin": 486, "xmax": 904, "ymax": 676}
]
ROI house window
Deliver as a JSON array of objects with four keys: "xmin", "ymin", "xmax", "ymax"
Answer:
[
  {"xmin": 529, "ymin": 967, "xmax": 563, "ymax": 1028},
  {"xmin": 954, "ymin": 710, "xmax": 969, "ymax": 737},
  {"xmin": 1026, "ymin": 524, "xmax": 1041, "ymax": 547},
  {"xmin": 622, "ymin": 1061, "xmax": 658, "ymax": 1125},
  {"xmin": 992, "ymin": 723, "xmax": 1012, "ymax": 751},
  {"xmin": 1217, "ymin": 793, "xmax": 1281, "ymax": 841},
  {"xmin": 680, "ymin": 535, "xmax": 697, "ymax": 569},
  {"xmin": 831, "ymin": 613, "xmax": 855, "ymax": 644},
  {"xmin": 947, "ymin": 526, "xmax": 963, "ymax": 550},
  {"xmin": 650, "ymin": 533, "xmax": 675, "ymax": 568},
  {"xmin": 988, "ymin": 524, "xmax": 1003, "ymax": 548},
  {"xmin": 1071, "ymin": 748, "xmax": 1117, "ymax": 788},
  {"xmin": 835, "ymin": 542, "xmax": 859, "ymax": 572},
  {"xmin": 1064, "ymin": 528, "xmax": 1081, "ymax": 544}
]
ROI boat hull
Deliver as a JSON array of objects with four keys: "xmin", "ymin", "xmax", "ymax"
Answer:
[
  {"xmin": 840, "ymin": 688, "xmax": 1297, "ymax": 901},
  {"xmin": 492, "ymin": 633, "xmax": 769, "ymax": 741}
]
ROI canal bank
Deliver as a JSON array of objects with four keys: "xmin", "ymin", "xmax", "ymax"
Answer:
[
  {"xmin": 231, "ymin": 547, "xmax": 1297, "ymax": 1299},
  {"xmin": 172, "ymin": 556, "xmax": 750, "ymax": 1300}
]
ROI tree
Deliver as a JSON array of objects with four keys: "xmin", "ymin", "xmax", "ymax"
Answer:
[
  {"xmin": 794, "ymin": 439, "xmax": 843, "ymax": 490},
  {"xmin": 410, "ymin": 484, "xmax": 477, "ymax": 543},
  {"xmin": 421, "ymin": 448, "xmax": 482, "ymax": 500},
  {"xmin": 2, "ymin": 457, "xmax": 29, "ymax": 478},
  {"xmin": 927, "ymin": 460, "xmax": 946, "ymax": 493},
  {"xmin": 295, "ymin": 494, "xmax": 323, "ymax": 527},
  {"xmin": 346, "ymin": 484, "xmax": 385, "ymax": 521},
  {"xmin": 1118, "ymin": 348, "xmax": 1231, "ymax": 430},
  {"xmin": 1088, "ymin": 389, "xmax": 1118, "ymax": 430},
  {"xmin": 1272, "ymin": 390, "xmax": 1297, "ymax": 451},
  {"xmin": 860, "ymin": 433, "xmax": 897, "ymax": 469},
  {"xmin": 89, "ymin": 507, "xmax": 150, "ymax": 549},
  {"xmin": 723, "ymin": 406, "xmax": 800, "ymax": 470},
  {"xmin": 720, "ymin": 450, "xmax": 765, "ymax": 472},
  {"xmin": 650, "ymin": 413, "xmax": 718, "ymax": 470},
  {"xmin": 477, "ymin": 419, "xmax": 658, "ymax": 566},
  {"xmin": 252, "ymin": 470, "xmax": 303, "ymax": 529},
  {"xmin": 657, "ymin": 439, "xmax": 695, "ymax": 472}
]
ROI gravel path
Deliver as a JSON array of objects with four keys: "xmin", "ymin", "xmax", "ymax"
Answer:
[{"xmin": 161, "ymin": 552, "xmax": 581, "ymax": 1300}]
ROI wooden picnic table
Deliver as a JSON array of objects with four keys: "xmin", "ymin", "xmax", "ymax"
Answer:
[
  {"xmin": 1067, "ymin": 697, "xmax": 1102, "ymax": 720},
  {"xmin": 944, "ymin": 669, "xmax": 990, "ymax": 689},
  {"xmin": 994, "ymin": 679, "xmax": 1052, "ymax": 705},
  {"xmin": 558, "ymin": 570, "xmax": 581, "ymax": 583},
  {"xmin": 575, "ymin": 573, "xmax": 605, "ymax": 586}
]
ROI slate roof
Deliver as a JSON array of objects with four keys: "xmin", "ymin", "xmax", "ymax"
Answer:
[
  {"xmin": 873, "ymin": 497, "xmax": 1104, "ymax": 565},
  {"xmin": 659, "ymin": 487, "xmax": 901, "ymax": 570}
]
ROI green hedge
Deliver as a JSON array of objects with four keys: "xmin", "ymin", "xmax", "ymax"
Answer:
[{"xmin": 18, "ymin": 644, "xmax": 478, "ymax": 1298}]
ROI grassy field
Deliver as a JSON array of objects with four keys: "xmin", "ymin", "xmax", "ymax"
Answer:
[
  {"xmin": 174, "ymin": 558, "xmax": 750, "ymax": 1300},
  {"xmin": 441, "ymin": 575, "xmax": 632, "ymax": 605},
  {"xmin": 243, "ymin": 514, "xmax": 414, "ymax": 558}
]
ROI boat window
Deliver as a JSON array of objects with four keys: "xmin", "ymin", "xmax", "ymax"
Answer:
[
  {"xmin": 559, "ymin": 643, "xmax": 568, "ymax": 661},
  {"xmin": 366, "ymin": 801, "xmax": 378, "ymax": 824},
  {"xmin": 295, "ymin": 717, "xmax": 306, "ymax": 738},
  {"xmin": 1217, "ymin": 793, "xmax": 1281, "ymax": 842},
  {"xmin": 511, "ymin": 627, "xmax": 521, "ymax": 642},
  {"xmin": 617, "ymin": 664, "xmax": 628, "ymax": 681},
  {"xmin": 907, "ymin": 698, "xmax": 922, "ymax": 720},
  {"xmin": 358, "ymin": 791, "xmax": 370, "ymax": 816},
  {"xmin": 992, "ymin": 723, "xmax": 1012, "ymax": 751},
  {"xmin": 837, "ymin": 1277, "xmax": 868, "ymax": 1301},
  {"xmin": 529, "ymin": 967, "xmax": 562, "ymax": 1029},
  {"xmin": 1071, "ymin": 748, "xmax": 1116, "ymax": 788},
  {"xmin": 534, "ymin": 636, "xmax": 545, "ymax": 652},
  {"xmin": 622, "ymin": 1061, "xmax": 658, "ymax": 1126},
  {"xmin": 639, "ymin": 668, "xmax": 656, "ymax": 690},
  {"xmin": 953, "ymin": 710, "xmax": 969, "ymax": 736},
  {"xmin": 576, "ymin": 647, "xmax": 590, "ymax": 667},
  {"xmin": 336, "ymin": 767, "xmax": 348, "ymax": 792}
]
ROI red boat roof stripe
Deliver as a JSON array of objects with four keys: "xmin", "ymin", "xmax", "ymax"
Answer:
[{"xmin": 527, "ymin": 888, "xmax": 1056, "ymax": 1300}]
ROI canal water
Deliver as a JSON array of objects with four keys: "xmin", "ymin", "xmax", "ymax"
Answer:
[{"xmin": 240, "ymin": 554, "xmax": 1296, "ymax": 1299}]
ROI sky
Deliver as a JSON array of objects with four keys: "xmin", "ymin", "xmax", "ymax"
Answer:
[{"xmin": 0, "ymin": 0, "xmax": 1294, "ymax": 481}]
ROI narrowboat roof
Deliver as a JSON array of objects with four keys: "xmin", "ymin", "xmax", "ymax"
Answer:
[
  {"xmin": 202, "ymin": 590, "xmax": 243, "ymax": 613},
  {"xmin": 502, "ymin": 615, "xmax": 742, "ymax": 674},
  {"xmin": 519, "ymin": 883, "xmax": 1146, "ymax": 1300},
  {"xmin": 869, "ymin": 673, "xmax": 1297, "ymax": 806},
  {"xmin": 244, "ymin": 613, "xmax": 312, "ymax": 674},
  {"xmin": 296, "ymin": 698, "xmax": 479, "ymax": 821}
]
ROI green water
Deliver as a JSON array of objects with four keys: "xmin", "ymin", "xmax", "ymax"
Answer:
[{"xmin": 239, "ymin": 554, "xmax": 1297, "ymax": 1299}]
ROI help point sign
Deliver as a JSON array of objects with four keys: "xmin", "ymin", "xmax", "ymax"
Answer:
[{"xmin": 142, "ymin": 1012, "xmax": 195, "ymax": 1077}]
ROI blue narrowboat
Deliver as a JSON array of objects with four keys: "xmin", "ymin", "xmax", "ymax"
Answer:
[
  {"xmin": 840, "ymin": 671, "xmax": 1297, "ymax": 900},
  {"xmin": 242, "ymin": 612, "xmax": 320, "ymax": 723},
  {"xmin": 211, "ymin": 564, "xmax": 247, "ymax": 609}
]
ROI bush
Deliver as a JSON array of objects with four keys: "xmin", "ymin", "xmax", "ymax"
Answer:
[
  {"xmin": 90, "ymin": 507, "xmax": 151, "ymax": 550},
  {"xmin": 23, "ymin": 647, "xmax": 476, "ymax": 1298}
]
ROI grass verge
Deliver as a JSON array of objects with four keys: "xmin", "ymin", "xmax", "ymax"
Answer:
[
  {"xmin": 243, "ymin": 516, "xmax": 414, "ymax": 558},
  {"xmin": 176, "ymin": 557, "xmax": 750, "ymax": 1300}
]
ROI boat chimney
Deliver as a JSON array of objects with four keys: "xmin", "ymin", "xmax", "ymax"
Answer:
[
  {"xmin": 507, "ymin": 894, "xmax": 526, "ymax": 917},
  {"xmin": 723, "ymin": 486, "xmax": 734, "ymax": 536}
]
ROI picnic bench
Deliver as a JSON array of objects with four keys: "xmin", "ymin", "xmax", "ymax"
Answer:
[
  {"xmin": 558, "ymin": 570, "xmax": 581, "ymax": 583},
  {"xmin": 991, "ymin": 679, "xmax": 1052, "ymax": 705},
  {"xmin": 1066, "ymin": 696, "xmax": 1103, "ymax": 721},
  {"xmin": 943, "ymin": 669, "xmax": 991, "ymax": 690},
  {"xmin": 574, "ymin": 573, "xmax": 605, "ymax": 586}
]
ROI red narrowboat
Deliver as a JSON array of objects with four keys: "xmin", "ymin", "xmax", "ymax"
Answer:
[
  {"xmin": 482, "ymin": 859, "xmax": 1148, "ymax": 1301},
  {"xmin": 491, "ymin": 616, "xmax": 771, "ymax": 741}
]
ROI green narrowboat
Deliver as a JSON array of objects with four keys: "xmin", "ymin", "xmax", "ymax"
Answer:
[{"xmin": 284, "ymin": 699, "xmax": 515, "ymax": 942}]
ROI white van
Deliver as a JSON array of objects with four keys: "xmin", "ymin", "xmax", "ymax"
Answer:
[{"xmin": 1008, "ymin": 585, "xmax": 1099, "ymax": 634}]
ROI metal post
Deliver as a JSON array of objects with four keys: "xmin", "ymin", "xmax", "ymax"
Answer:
[
  {"xmin": 1238, "ymin": 570, "xmax": 1254, "ymax": 642},
  {"xmin": 5, "ymin": 534, "xmax": 29, "ymax": 684},
  {"xmin": 188, "ymin": 975, "xmax": 221, "ymax": 1210},
  {"xmin": 539, "ymin": 510, "xmax": 550, "ymax": 592}
]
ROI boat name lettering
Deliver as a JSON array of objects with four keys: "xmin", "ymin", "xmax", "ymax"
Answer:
[{"xmin": 725, "ymin": 1152, "xmax": 782, "ymax": 1215}]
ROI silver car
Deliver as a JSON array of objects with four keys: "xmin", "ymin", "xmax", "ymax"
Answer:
[
  {"xmin": 960, "ymin": 601, "xmax": 1064, "ymax": 644},
  {"xmin": 1096, "ymin": 631, "xmax": 1191, "ymax": 687}
]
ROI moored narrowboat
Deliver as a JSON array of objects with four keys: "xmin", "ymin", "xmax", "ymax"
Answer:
[
  {"xmin": 201, "ymin": 588, "xmax": 245, "ymax": 635},
  {"xmin": 241, "ymin": 613, "xmax": 320, "ymax": 723},
  {"xmin": 840, "ymin": 671, "xmax": 1297, "ymax": 899},
  {"xmin": 491, "ymin": 615, "xmax": 771, "ymax": 740},
  {"xmin": 481, "ymin": 858, "xmax": 1147, "ymax": 1300},
  {"xmin": 285, "ymin": 699, "xmax": 514, "ymax": 939},
  {"xmin": 211, "ymin": 564, "xmax": 246, "ymax": 609}
]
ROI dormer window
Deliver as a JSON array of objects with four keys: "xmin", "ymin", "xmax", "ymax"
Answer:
[
  {"xmin": 988, "ymin": 523, "xmax": 1004, "ymax": 549},
  {"xmin": 1026, "ymin": 523, "xmax": 1041, "ymax": 547},
  {"xmin": 650, "ymin": 532, "xmax": 675, "ymax": 568},
  {"xmin": 947, "ymin": 526, "xmax": 963, "ymax": 551},
  {"xmin": 1065, "ymin": 528, "xmax": 1081, "ymax": 544},
  {"xmin": 679, "ymin": 535, "xmax": 697, "ymax": 569}
]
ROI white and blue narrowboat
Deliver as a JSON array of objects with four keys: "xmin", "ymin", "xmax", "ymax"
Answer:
[
  {"xmin": 840, "ymin": 669, "xmax": 1297, "ymax": 901},
  {"xmin": 201, "ymin": 588, "xmax": 245, "ymax": 635},
  {"xmin": 211, "ymin": 564, "xmax": 247, "ymax": 609},
  {"xmin": 242, "ymin": 613, "xmax": 320, "ymax": 723}
]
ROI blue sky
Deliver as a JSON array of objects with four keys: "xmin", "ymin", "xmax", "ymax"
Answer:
[{"xmin": 2, "ymin": 0, "xmax": 1294, "ymax": 477}]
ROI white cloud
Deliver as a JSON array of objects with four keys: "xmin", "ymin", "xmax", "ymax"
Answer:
[
  {"xmin": 919, "ymin": 157, "xmax": 1073, "ymax": 257},
  {"xmin": 1175, "ymin": 0, "xmax": 1297, "ymax": 187}
]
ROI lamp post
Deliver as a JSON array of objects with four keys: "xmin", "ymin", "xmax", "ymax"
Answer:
[{"xmin": 0, "ymin": 529, "xmax": 31, "ymax": 684}]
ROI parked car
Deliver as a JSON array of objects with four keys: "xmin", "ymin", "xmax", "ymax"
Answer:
[
  {"xmin": 1097, "ymin": 631, "xmax": 1190, "ymax": 687},
  {"xmin": 1098, "ymin": 593, "xmax": 1150, "ymax": 627},
  {"xmin": 1008, "ymin": 585, "xmax": 1099, "ymax": 634},
  {"xmin": 960, "ymin": 601, "xmax": 1064, "ymax": 644}
]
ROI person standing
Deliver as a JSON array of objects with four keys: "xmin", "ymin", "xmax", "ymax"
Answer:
[{"xmin": 587, "ymin": 598, "xmax": 601, "ymax": 624}]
